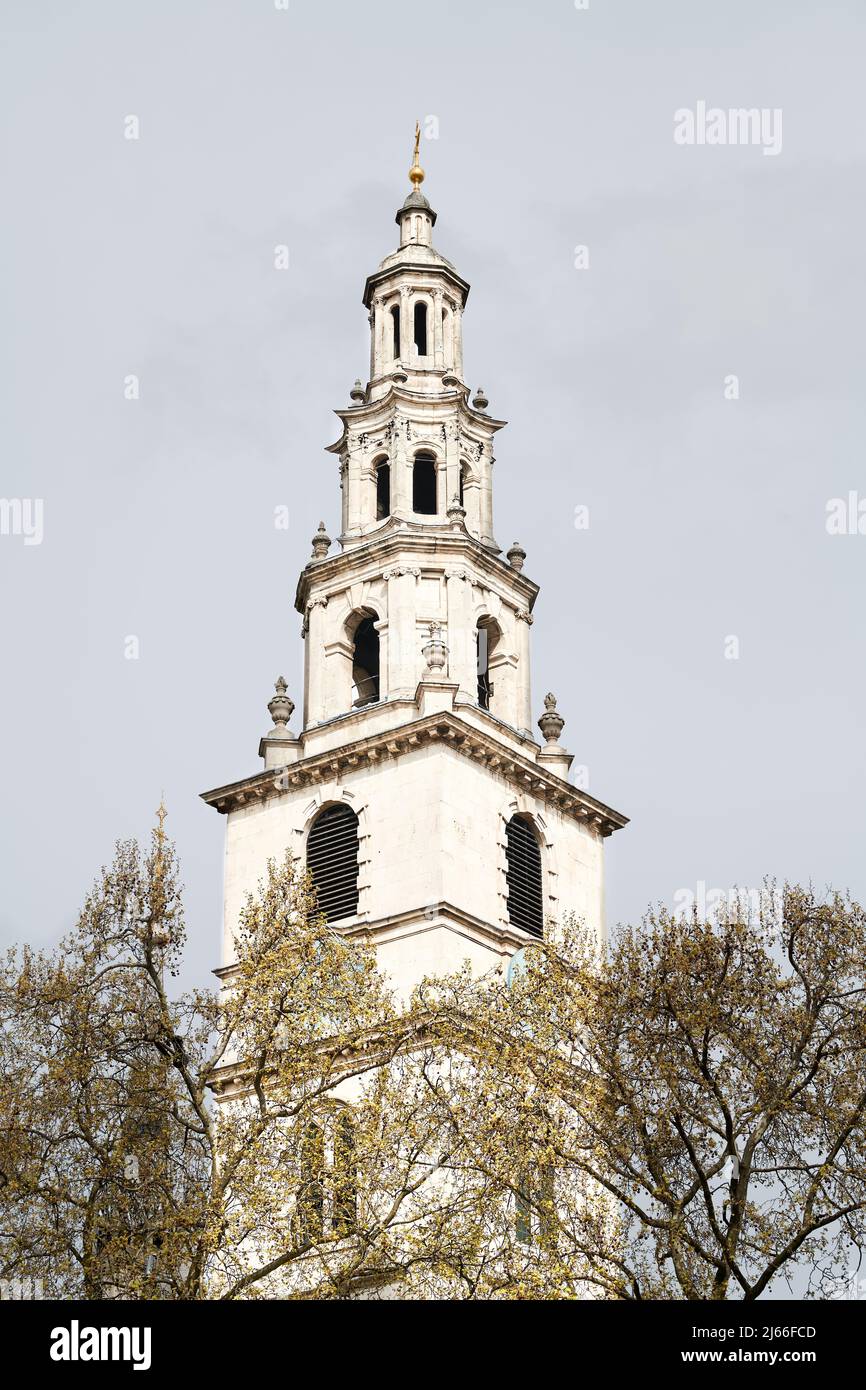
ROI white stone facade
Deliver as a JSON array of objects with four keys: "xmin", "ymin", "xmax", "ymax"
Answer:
[{"xmin": 202, "ymin": 167, "xmax": 628, "ymax": 1001}]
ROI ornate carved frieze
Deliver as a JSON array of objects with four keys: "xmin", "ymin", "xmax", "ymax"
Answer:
[
  {"xmin": 354, "ymin": 420, "xmax": 395, "ymax": 452},
  {"xmin": 459, "ymin": 435, "xmax": 484, "ymax": 460}
]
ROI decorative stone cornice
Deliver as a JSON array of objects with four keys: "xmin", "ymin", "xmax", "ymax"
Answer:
[
  {"xmin": 362, "ymin": 259, "xmax": 470, "ymax": 313},
  {"xmin": 200, "ymin": 709, "xmax": 628, "ymax": 838},
  {"xmin": 295, "ymin": 525, "xmax": 538, "ymax": 616},
  {"xmin": 326, "ymin": 383, "xmax": 507, "ymax": 458}
]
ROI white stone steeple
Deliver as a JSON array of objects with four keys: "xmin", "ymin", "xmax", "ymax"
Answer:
[{"xmin": 203, "ymin": 135, "xmax": 628, "ymax": 997}]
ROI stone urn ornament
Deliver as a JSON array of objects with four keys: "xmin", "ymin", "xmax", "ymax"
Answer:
[
  {"xmin": 506, "ymin": 540, "xmax": 526, "ymax": 572},
  {"xmin": 446, "ymin": 494, "xmax": 467, "ymax": 530},
  {"xmin": 537, "ymin": 692, "xmax": 565, "ymax": 744},
  {"xmin": 267, "ymin": 676, "xmax": 295, "ymax": 731},
  {"xmin": 422, "ymin": 622, "xmax": 449, "ymax": 675},
  {"xmin": 311, "ymin": 522, "xmax": 331, "ymax": 559}
]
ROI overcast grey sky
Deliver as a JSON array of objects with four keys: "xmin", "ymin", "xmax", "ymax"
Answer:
[{"xmin": 2, "ymin": 0, "xmax": 865, "ymax": 990}]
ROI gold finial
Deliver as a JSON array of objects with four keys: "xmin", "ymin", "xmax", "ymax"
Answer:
[{"xmin": 408, "ymin": 120, "xmax": 424, "ymax": 189}]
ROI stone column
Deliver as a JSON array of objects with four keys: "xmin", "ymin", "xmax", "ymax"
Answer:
[
  {"xmin": 373, "ymin": 297, "xmax": 385, "ymax": 377},
  {"xmin": 391, "ymin": 421, "xmax": 409, "ymax": 517},
  {"xmin": 515, "ymin": 608, "xmax": 533, "ymax": 732},
  {"xmin": 445, "ymin": 421, "xmax": 460, "ymax": 507},
  {"xmin": 360, "ymin": 460, "xmax": 376, "ymax": 526},
  {"xmin": 454, "ymin": 304, "xmax": 464, "ymax": 379},
  {"xmin": 464, "ymin": 477, "xmax": 481, "ymax": 538},
  {"xmin": 346, "ymin": 447, "xmax": 363, "ymax": 532},
  {"xmin": 374, "ymin": 617, "xmax": 389, "ymax": 700},
  {"xmin": 446, "ymin": 570, "xmax": 476, "ymax": 703},
  {"xmin": 385, "ymin": 568, "xmax": 419, "ymax": 697},
  {"xmin": 323, "ymin": 636, "xmax": 354, "ymax": 719},
  {"xmin": 479, "ymin": 449, "xmax": 495, "ymax": 545},
  {"xmin": 433, "ymin": 288, "xmax": 444, "ymax": 369},
  {"xmin": 339, "ymin": 460, "xmax": 349, "ymax": 535},
  {"xmin": 400, "ymin": 287, "xmax": 411, "ymax": 366},
  {"xmin": 436, "ymin": 458, "xmax": 447, "ymax": 516},
  {"xmin": 304, "ymin": 596, "xmax": 329, "ymax": 727}
]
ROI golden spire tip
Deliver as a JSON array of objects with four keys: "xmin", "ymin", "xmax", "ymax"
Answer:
[{"xmin": 408, "ymin": 120, "xmax": 424, "ymax": 189}]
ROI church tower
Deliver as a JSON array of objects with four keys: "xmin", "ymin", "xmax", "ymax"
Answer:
[{"xmin": 202, "ymin": 133, "xmax": 627, "ymax": 995}]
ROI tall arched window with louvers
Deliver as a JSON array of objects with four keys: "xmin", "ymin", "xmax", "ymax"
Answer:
[
  {"xmin": 505, "ymin": 815, "xmax": 543, "ymax": 938},
  {"xmin": 306, "ymin": 805, "xmax": 360, "ymax": 923}
]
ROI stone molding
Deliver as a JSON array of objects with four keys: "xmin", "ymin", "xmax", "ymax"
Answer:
[
  {"xmin": 213, "ymin": 898, "xmax": 537, "ymax": 991},
  {"xmin": 200, "ymin": 709, "xmax": 628, "ymax": 838},
  {"xmin": 295, "ymin": 527, "xmax": 538, "ymax": 620}
]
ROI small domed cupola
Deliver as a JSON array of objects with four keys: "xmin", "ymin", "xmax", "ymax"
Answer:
[
  {"xmin": 360, "ymin": 125, "xmax": 471, "ymax": 396},
  {"xmin": 396, "ymin": 125, "xmax": 437, "ymax": 248}
]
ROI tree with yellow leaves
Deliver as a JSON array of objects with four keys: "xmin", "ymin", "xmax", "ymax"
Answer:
[
  {"xmin": 0, "ymin": 815, "xmax": 466, "ymax": 1299},
  {"xmin": 3, "ymin": 813, "xmax": 864, "ymax": 1300},
  {"xmin": 418, "ymin": 891, "xmax": 866, "ymax": 1299}
]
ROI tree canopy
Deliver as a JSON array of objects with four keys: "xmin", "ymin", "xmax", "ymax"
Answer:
[{"xmin": 2, "ymin": 818, "xmax": 864, "ymax": 1300}]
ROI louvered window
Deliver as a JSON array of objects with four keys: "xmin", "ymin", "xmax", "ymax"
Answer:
[
  {"xmin": 307, "ymin": 805, "xmax": 359, "ymax": 923},
  {"xmin": 505, "ymin": 815, "xmax": 543, "ymax": 938}
]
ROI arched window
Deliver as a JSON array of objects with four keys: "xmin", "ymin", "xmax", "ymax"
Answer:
[
  {"xmin": 333, "ymin": 1112, "xmax": 357, "ymax": 1236},
  {"xmin": 413, "ymin": 301, "xmax": 428, "ymax": 357},
  {"xmin": 476, "ymin": 617, "xmax": 499, "ymax": 710},
  {"xmin": 351, "ymin": 615, "xmax": 380, "ymax": 706},
  {"xmin": 375, "ymin": 460, "xmax": 390, "ymax": 520},
  {"xmin": 296, "ymin": 1123, "xmax": 325, "ymax": 1244},
  {"xmin": 459, "ymin": 463, "xmax": 468, "ymax": 507},
  {"xmin": 307, "ymin": 805, "xmax": 360, "ymax": 923},
  {"xmin": 505, "ymin": 815, "xmax": 543, "ymax": 938},
  {"xmin": 390, "ymin": 304, "xmax": 401, "ymax": 359},
  {"xmin": 413, "ymin": 451, "xmax": 437, "ymax": 515}
]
